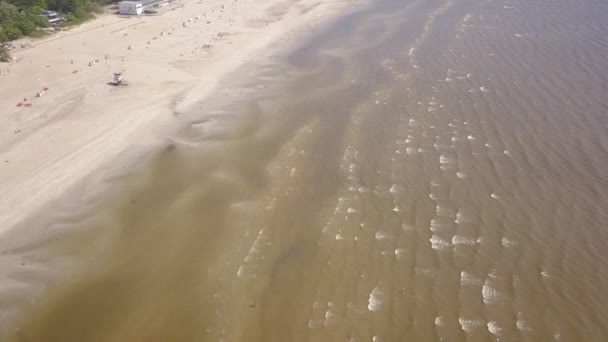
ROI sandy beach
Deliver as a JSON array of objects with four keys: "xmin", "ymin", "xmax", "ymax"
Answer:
[{"xmin": 0, "ymin": 0, "xmax": 357, "ymax": 235}]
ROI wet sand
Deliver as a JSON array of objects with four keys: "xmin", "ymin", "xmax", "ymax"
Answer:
[{"xmin": 1, "ymin": 0, "xmax": 608, "ymax": 341}]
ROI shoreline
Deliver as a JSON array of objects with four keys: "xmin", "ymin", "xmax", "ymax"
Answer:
[{"xmin": 0, "ymin": 0, "xmax": 361, "ymax": 235}]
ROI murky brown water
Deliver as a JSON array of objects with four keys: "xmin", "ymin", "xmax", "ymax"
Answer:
[{"xmin": 2, "ymin": 0, "xmax": 608, "ymax": 340}]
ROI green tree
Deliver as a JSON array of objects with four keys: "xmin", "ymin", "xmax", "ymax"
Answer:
[
  {"xmin": 16, "ymin": 16, "xmax": 35, "ymax": 34},
  {"xmin": 26, "ymin": 4, "xmax": 43, "ymax": 15},
  {"xmin": 0, "ymin": 2, "xmax": 19, "ymax": 22},
  {"xmin": 2, "ymin": 21, "xmax": 22, "ymax": 40},
  {"xmin": 0, "ymin": 44, "xmax": 11, "ymax": 62},
  {"xmin": 1, "ymin": 0, "xmax": 104, "ymax": 43},
  {"xmin": 6, "ymin": 0, "xmax": 46, "ymax": 11}
]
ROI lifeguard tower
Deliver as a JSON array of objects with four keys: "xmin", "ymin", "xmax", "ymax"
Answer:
[{"xmin": 112, "ymin": 72, "xmax": 127, "ymax": 86}]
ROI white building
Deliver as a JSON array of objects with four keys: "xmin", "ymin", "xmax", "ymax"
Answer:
[
  {"xmin": 118, "ymin": 1, "xmax": 144, "ymax": 15},
  {"xmin": 40, "ymin": 10, "xmax": 65, "ymax": 25}
]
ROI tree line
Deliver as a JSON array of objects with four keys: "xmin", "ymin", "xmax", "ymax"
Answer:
[{"xmin": 1, "ymin": 0, "xmax": 111, "ymax": 61}]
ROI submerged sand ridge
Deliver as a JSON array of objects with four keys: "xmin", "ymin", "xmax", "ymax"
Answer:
[{"xmin": 2, "ymin": 0, "xmax": 608, "ymax": 340}]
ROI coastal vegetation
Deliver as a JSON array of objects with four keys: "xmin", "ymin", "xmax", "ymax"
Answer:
[
  {"xmin": 0, "ymin": 43, "xmax": 9, "ymax": 61},
  {"xmin": 1, "ymin": 0, "xmax": 108, "ymax": 61},
  {"xmin": 0, "ymin": 0, "xmax": 104, "ymax": 42}
]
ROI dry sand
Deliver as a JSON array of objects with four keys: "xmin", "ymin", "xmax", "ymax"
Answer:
[{"xmin": 0, "ymin": 0, "xmax": 358, "ymax": 234}]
